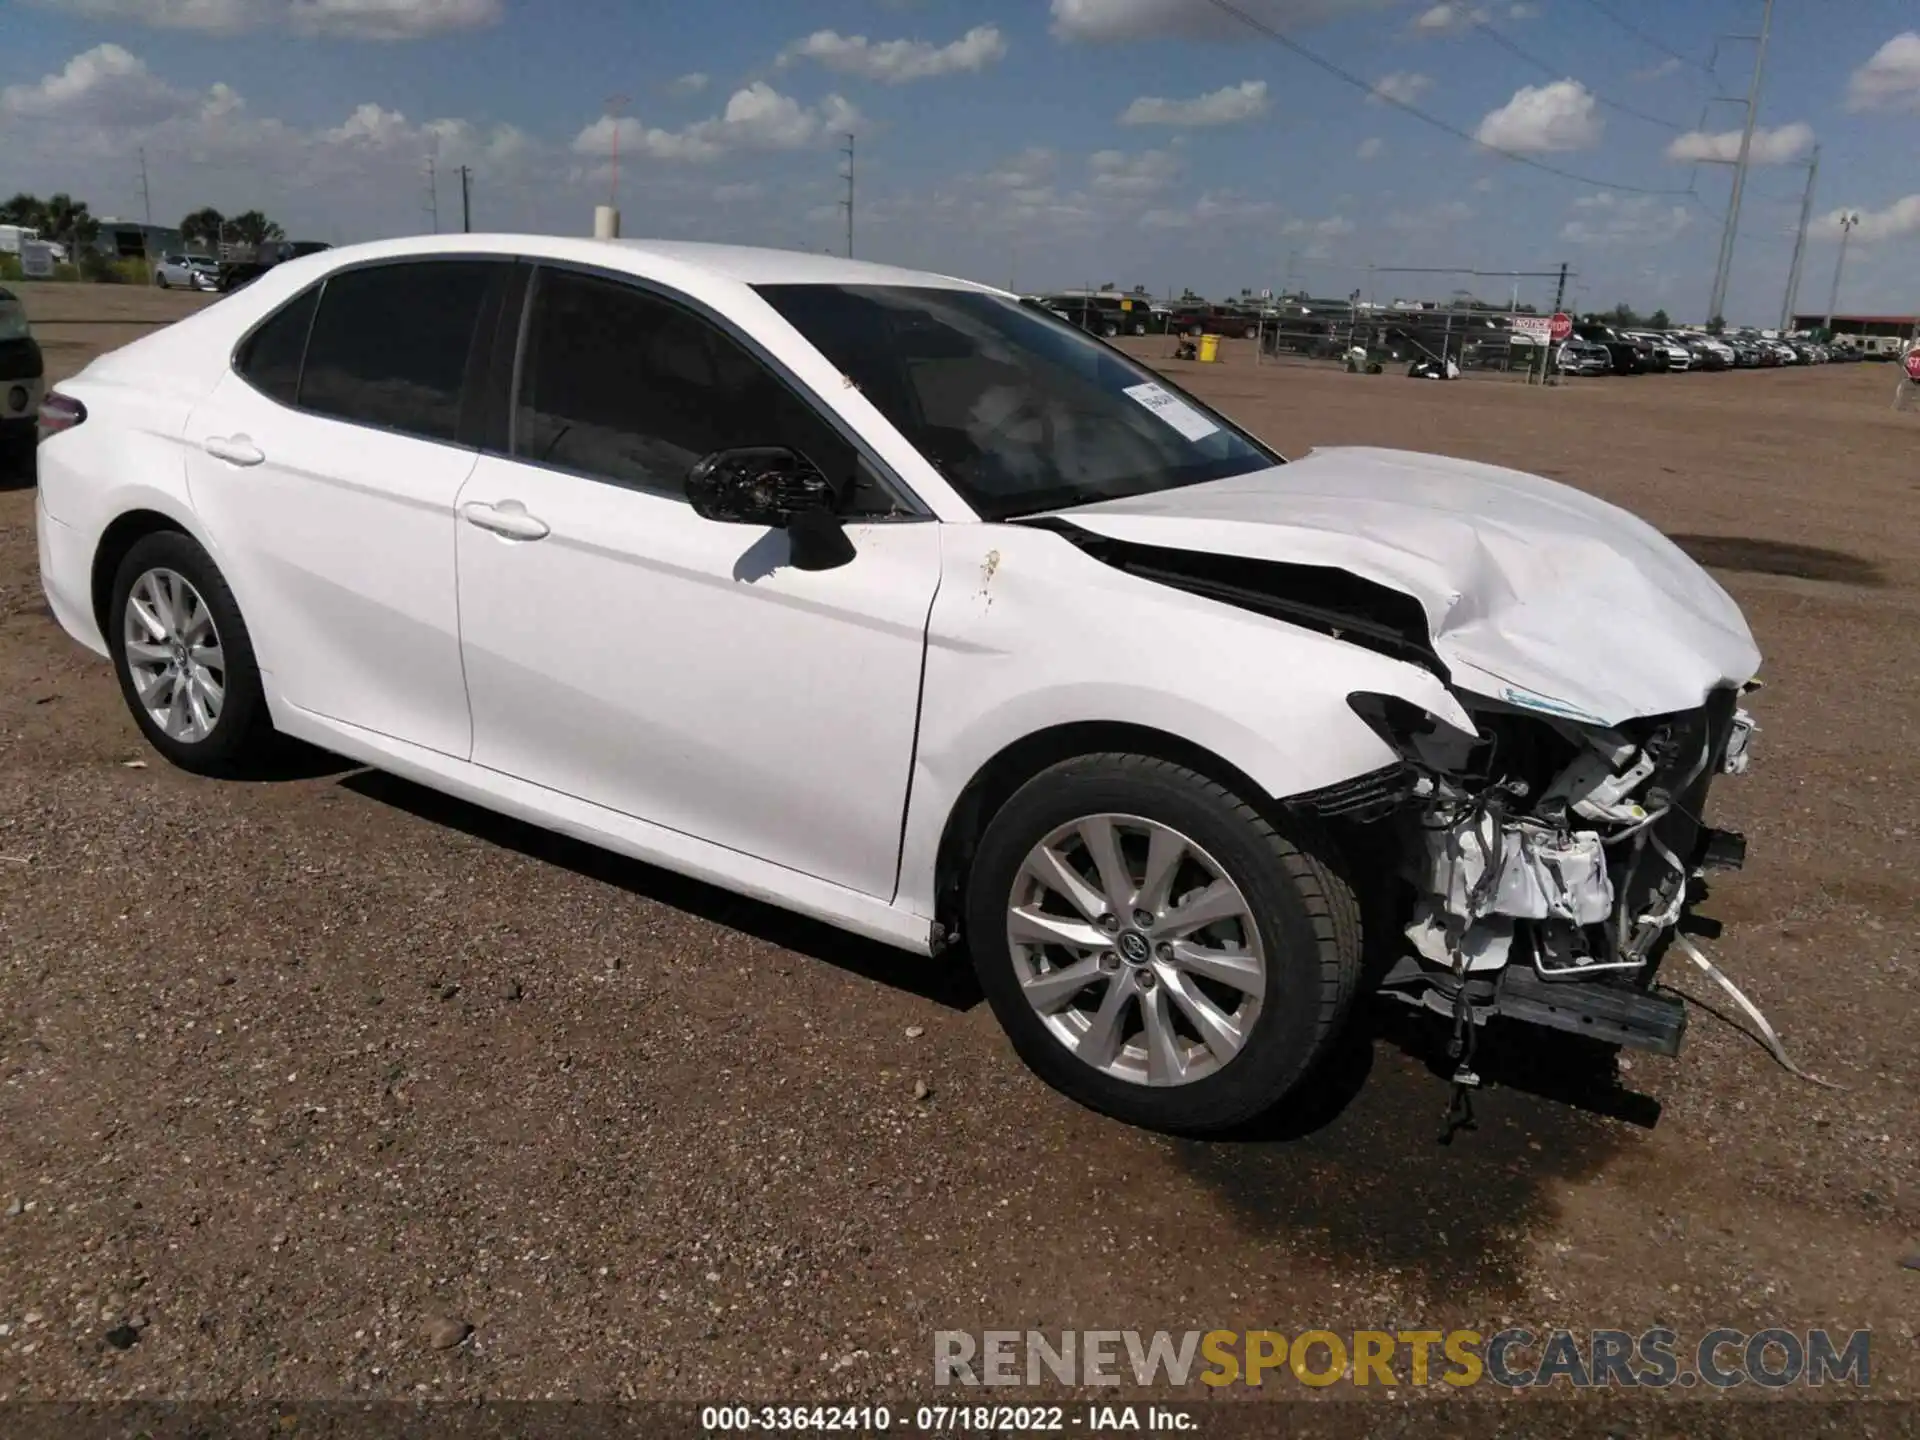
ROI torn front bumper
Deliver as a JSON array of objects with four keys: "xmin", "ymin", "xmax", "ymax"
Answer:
[{"xmin": 1373, "ymin": 684, "xmax": 1756, "ymax": 1054}]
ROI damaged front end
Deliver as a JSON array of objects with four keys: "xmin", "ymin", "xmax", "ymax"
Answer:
[{"xmin": 1316, "ymin": 685, "xmax": 1759, "ymax": 1065}]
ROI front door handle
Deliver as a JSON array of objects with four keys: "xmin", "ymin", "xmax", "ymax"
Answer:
[
  {"xmin": 203, "ymin": 434, "xmax": 264, "ymax": 466},
  {"xmin": 460, "ymin": 499, "xmax": 551, "ymax": 541}
]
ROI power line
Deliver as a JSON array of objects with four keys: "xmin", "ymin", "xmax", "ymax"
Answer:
[
  {"xmin": 1574, "ymin": 0, "xmax": 1713, "ymax": 76},
  {"xmin": 1706, "ymin": 0, "xmax": 1773, "ymax": 325},
  {"xmin": 1472, "ymin": 18, "xmax": 1686, "ymax": 131},
  {"xmin": 1195, "ymin": 0, "xmax": 1695, "ymax": 196}
]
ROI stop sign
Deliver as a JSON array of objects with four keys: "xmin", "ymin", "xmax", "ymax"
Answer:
[{"xmin": 1549, "ymin": 311, "xmax": 1573, "ymax": 342}]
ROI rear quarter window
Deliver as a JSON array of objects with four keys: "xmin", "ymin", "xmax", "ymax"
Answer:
[{"xmin": 233, "ymin": 284, "xmax": 320, "ymax": 405}]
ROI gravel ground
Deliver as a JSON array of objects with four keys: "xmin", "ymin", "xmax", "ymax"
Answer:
[{"xmin": 0, "ymin": 289, "xmax": 1914, "ymax": 1415}]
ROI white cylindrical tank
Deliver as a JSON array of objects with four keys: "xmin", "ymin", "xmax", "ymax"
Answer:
[{"xmin": 593, "ymin": 206, "xmax": 620, "ymax": 239}]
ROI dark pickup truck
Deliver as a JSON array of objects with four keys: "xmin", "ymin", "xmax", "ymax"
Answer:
[{"xmin": 217, "ymin": 240, "xmax": 332, "ymax": 292}]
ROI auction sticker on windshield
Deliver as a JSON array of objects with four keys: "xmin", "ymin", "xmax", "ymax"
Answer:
[{"xmin": 1122, "ymin": 382, "xmax": 1219, "ymax": 442}]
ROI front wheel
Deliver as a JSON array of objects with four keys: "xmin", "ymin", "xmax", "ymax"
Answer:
[
  {"xmin": 108, "ymin": 531, "xmax": 276, "ymax": 774},
  {"xmin": 154, "ymin": 273, "xmax": 169, "ymax": 288},
  {"xmin": 964, "ymin": 754, "xmax": 1360, "ymax": 1133}
]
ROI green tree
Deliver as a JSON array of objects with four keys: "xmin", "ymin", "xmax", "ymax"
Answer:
[
  {"xmin": 1706, "ymin": 314, "xmax": 1726, "ymax": 335},
  {"xmin": 1607, "ymin": 301, "xmax": 1641, "ymax": 327},
  {"xmin": 180, "ymin": 207, "xmax": 226, "ymax": 249},
  {"xmin": 0, "ymin": 193, "xmax": 49, "ymax": 231},
  {"xmin": 227, "ymin": 210, "xmax": 285, "ymax": 247},
  {"xmin": 41, "ymin": 193, "xmax": 99, "ymax": 256},
  {"xmin": 1648, "ymin": 308, "xmax": 1672, "ymax": 330}
]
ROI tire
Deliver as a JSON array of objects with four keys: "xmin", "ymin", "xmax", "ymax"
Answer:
[
  {"xmin": 964, "ymin": 753, "xmax": 1360, "ymax": 1133},
  {"xmin": 155, "ymin": 273, "xmax": 169, "ymax": 288},
  {"xmin": 1102, "ymin": 323, "xmax": 1118, "ymax": 337},
  {"xmin": 1244, "ymin": 326, "xmax": 1259, "ymax": 340},
  {"xmin": 108, "ymin": 531, "xmax": 275, "ymax": 775}
]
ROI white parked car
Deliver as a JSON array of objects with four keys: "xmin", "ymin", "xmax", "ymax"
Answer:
[
  {"xmin": 34, "ymin": 236, "xmax": 1763, "ymax": 1132},
  {"xmin": 154, "ymin": 253, "xmax": 218, "ymax": 291}
]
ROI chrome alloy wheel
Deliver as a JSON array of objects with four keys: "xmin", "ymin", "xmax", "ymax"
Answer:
[
  {"xmin": 1006, "ymin": 814, "xmax": 1266, "ymax": 1087},
  {"xmin": 123, "ymin": 567, "xmax": 225, "ymax": 744}
]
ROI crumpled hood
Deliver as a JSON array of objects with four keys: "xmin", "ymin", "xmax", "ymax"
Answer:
[{"xmin": 1051, "ymin": 445, "xmax": 1761, "ymax": 727}]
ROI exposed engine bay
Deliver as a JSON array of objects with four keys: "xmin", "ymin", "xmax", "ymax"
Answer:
[{"xmin": 1320, "ymin": 685, "xmax": 1758, "ymax": 1105}]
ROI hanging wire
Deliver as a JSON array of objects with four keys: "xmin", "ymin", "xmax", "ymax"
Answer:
[
  {"xmin": 1575, "ymin": 0, "xmax": 1715, "ymax": 76},
  {"xmin": 1195, "ymin": 0, "xmax": 1697, "ymax": 196},
  {"xmin": 1472, "ymin": 17, "xmax": 1688, "ymax": 131}
]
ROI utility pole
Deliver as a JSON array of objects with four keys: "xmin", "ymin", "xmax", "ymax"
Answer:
[
  {"xmin": 839, "ymin": 132, "xmax": 855, "ymax": 258},
  {"xmin": 459, "ymin": 165, "xmax": 472, "ymax": 233},
  {"xmin": 424, "ymin": 134, "xmax": 440, "ymax": 234},
  {"xmin": 1825, "ymin": 211, "xmax": 1860, "ymax": 333},
  {"xmin": 1779, "ymin": 144, "xmax": 1818, "ymax": 333},
  {"xmin": 1546, "ymin": 259, "xmax": 1569, "ymax": 385},
  {"xmin": 605, "ymin": 94, "xmax": 630, "ymax": 213},
  {"xmin": 1706, "ymin": 0, "xmax": 1774, "ymax": 327},
  {"xmin": 136, "ymin": 147, "xmax": 152, "ymax": 226}
]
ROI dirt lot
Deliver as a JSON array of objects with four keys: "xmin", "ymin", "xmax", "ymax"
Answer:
[{"xmin": 1, "ymin": 282, "xmax": 1915, "ymax": 1416}]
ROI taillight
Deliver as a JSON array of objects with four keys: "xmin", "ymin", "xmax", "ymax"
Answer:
[{"xmin": 37, "ymin": 390, "xmax": 86, "ymax": 443}]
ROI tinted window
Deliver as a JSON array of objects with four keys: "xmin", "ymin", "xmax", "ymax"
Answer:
[
  {"xmin": 298, "ymin": 260, "xmax": 499, "ymax": 443},
  {"xmin": 756, "ymin": 284, "xmax": 1279, "ymax": 520},
  {"xmin": 514, "ymin": 267, "xmax": 861, "ymax": 502},
  {"xmin": 234, "ymin": 284, "xmax": 318, "ymax": 405}
]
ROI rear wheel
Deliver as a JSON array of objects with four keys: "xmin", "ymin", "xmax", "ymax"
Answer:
[
  {"xmin": 965, "ymin": 754, "xmax": 1360, "ymax": 1133},
  {"xmin": 108, "ymin": 531, "xmax": 275, "ymax": 774}
]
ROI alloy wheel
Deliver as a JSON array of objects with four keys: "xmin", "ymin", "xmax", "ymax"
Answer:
[
  {"xmin": 123, "ymin": 567, "xmax": 225, "ymax": 744},
  {"xmin": 1006, "ymin": 813, "xmax": 1266, "ymax": 1087}
]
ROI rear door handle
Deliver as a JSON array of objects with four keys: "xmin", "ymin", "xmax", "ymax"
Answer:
[
  {"xmin": 460, "ymin": 499, "xmax": 551, "ymax": 541},
  {"xmin": 203, "ymin": 434, "xmax": 264, "ymax": 466}
]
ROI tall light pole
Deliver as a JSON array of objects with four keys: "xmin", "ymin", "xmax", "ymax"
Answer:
[
  {"xmin": 1779, "ymin": 145, "xmax": 1818, "ymax": 333},
  {"xmin": 839, "ymin": 132, "xmax": 855, "ymax": 259},
  {"xmin": 1824, "ymin": 211, "xmax": 1860, "ymax": 334},
  {"xmin": 606, "ymin": 94, "xmax": 630, "ymax": 212},
  {"xmin": 1706, "ymin": 0, "xmax": 1774, "ymax": 327}
]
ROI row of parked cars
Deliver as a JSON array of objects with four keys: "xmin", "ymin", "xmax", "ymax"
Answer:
[
  {"xmin": 1034, "ymin": 293, "xmax": 1275, "ymax": 340},
  {"xmin": 1554, "ymin": 323, "xmax": 1859, "ymax": 377}
]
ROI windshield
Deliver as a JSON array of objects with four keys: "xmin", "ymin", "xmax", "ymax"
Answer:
[{"xmin": 754, "ymin": 283, "xmax": 1280, "ymax": 520}]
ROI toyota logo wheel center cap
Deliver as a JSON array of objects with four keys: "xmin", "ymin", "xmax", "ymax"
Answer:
[{"xmin": 1117, "ymin": 930, "xmax": 1151, "ymax": 965}]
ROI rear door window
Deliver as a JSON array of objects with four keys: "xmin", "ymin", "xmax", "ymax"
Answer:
[
  {"xmin": 297, "ymin": 260, "xmax": 504, "ymax": 444},
  {"xmin": 233, "ymin": 285, "xmax": 319, "ymax": 406}
]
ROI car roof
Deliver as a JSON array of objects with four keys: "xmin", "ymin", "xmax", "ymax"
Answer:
[{"xmin": 279, "ymin": 232, "xmax": 1001, "ymax": 295}]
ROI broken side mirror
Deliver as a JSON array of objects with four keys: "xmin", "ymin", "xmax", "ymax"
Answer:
[{"xmin": 685, "ymin": 446, "xmax": 855, "ymax": 572}]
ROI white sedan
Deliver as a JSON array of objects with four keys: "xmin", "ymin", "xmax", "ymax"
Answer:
[
  {"xmin": 153, "ymin": 254, "xmax": 218, "ymax": 291},
  {"xmin": 34, "ymin": 235, "xmax": 1762, "ymax": 1132}
]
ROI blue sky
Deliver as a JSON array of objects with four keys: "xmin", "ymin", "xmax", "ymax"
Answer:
[{"xmin": 4, "ymin": 0, "xmax": 1917, "ymax": 323}]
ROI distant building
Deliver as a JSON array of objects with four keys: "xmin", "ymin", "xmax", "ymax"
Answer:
[
  {"xmin": 1792, "ymin": 312, "xmax": 1917, "ymax": 343},
  {"xmin": 91, "ymin": 219, "xmax": 185, "ymax": 261}
]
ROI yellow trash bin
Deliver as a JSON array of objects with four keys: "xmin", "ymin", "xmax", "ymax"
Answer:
[{"xmin": 1197, "ymin": 334, "xmax": 1220, "ymax": 363}]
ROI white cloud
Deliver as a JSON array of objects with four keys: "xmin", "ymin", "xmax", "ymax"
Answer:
[
  {"xmin": 667, "ymin": 72, "xmax": 710, "ymax": 97},
  {"xmin": 711, "ymin": 181, "xmax": 764, "ymax": 204},
  {"xmin": 1049, "ymin": 0, "xmax": 1395, "ymax": 43},
  {"xmin": 1508, "ymin": 2, "xmax": 1539, "ymax": 16},
  {"xmin": 778, "ymin": 24, "xmax": 1007, "ymax": 83},
  {"xmin": 1119, "ymin": 80, "xmax": 1268, "ymax": 127},
  {"xmin": 1387, "ymin": 199, "xmax": 1472, "ymax": 231},
  {"xmin": 1632, "ymin": 57, "xmax": 1682, "ymax": 82},
  {"xmin": 1138, "ymin": 190, "xmax": 1279, "ymax": 229},
  {"xmin": 1088, "ymin": 147, "xmax": 1182, "ymax": 196},
  {"xmin": 1369, "ymin": 71, "xmax": 1433, "ymax": 106},
  {"xmin": 1280, "ymin": 212, "xmax": 1355, "ymax": 259},
  {"xmin": 570, "ymin": 84, "xmax": 861, "ymax": 165},
  {"xmin": 1412, "ymin": 3, "xmax": 1488, "ymax": 34},
  {"xmin": 1846, "ymin": 32, "xmax": 1920, "ymax": 112},
  {"xmin": 1356, "ymin": 136, "xmax": 1383, "ymax": 160},
  {"xmin": 24, "ymin": 0, "xmax": 504, "ymax": 39},
  {"xmin": 1475, "ymin": 79, "xmax": 1601, "ymax": 153},
  {"xmin": 984, "ymin": 147, "xmax": 1058, "ymax": 189},
  {"xmin": 1, "ymin": 42, "xmax": 213, "ymax": 125},
  {"xmin": 1816, "ymin": 197, "xmax": 1920, "ymax": 244},
  {"xmin": 1559, "ymin": 191, "xmax": 1692, "ymax": 246},
  {"xmin": 1665, "ymin": 121, "xmax": 1813, "ymax": 166}
]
